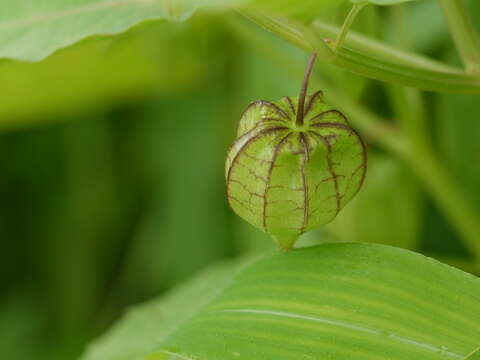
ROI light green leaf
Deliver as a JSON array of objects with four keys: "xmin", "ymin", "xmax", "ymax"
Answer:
[
  {"xmin": 0, "ymin": 0, "xmax": 245, "ymax": 62},
  {"xmin": 83, "ymin": 243, "xmax": 480, "ymax": 360},
  {"xmin": 0, "ymin": 0, "xmax": 185, "ymax": 61}
]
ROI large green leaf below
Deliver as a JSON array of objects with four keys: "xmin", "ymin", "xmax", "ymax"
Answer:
[{"xmin": 82, "ymin": 243, "xmax": 480, "ymax": 360}]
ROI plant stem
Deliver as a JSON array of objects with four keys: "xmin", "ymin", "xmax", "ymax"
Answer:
[
  {"xmin": 236, "ymin": 8, "xmax": 318, "ymax": 56},
  {"xmin": 238, "ymin": 9, "xmax": 480, "ymax": 94},
  {"xmin": 313, "ymin": 20, "xmax": 460, "ymax": 74},
  {"xmin": 438, "ymin": 0, "xmax": 480, "ymax": 74},
  {"xmin": 334, "ymin": 2, "xmax": 368, "ymax": 52},
  {"xmin": 296, "ymin": 52, "xmax": 317, "ymax": 126}
]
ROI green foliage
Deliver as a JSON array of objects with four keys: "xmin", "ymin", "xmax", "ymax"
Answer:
[
  {"xmin": 1, "ymin": 1, "xmax": 480, "ymax": 360},
  {"xmin": 82, "ymin": 244, "xmax": 480, "ymax": 360}
]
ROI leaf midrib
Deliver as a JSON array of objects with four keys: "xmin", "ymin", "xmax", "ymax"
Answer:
[{"xmin": 211, "ymin": 308, "xmax": 465, "ymax": 359}]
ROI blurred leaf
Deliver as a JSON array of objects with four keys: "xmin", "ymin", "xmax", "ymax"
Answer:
[
  {"xmin": 472, "ymin": 0, "xmax": 480, "ymax": 31},
  {"xmin": 387, "ymin": 0, "xmax": 447, "ymax": 53},
  {"xmin": 0, "ymin": 293, "xmax": 47, "ymax": 360},
  {"xmin": 0, "ymin": 20, "xmax": 207, "ymax": 131},
  {"xmin": 80, "ymin": 258, "xmax": 246, "ymax": 360},
  {"xmin": 435, "ymin": 5, "xmax": 480, "ymax": 216},
  {"xmin": 436, "ymin": 46, "xmax": 480, "ymax": 212},
  {"xmin": 121, "ymin": 89, "xmax": 234, "ymax": 292},
  {"xmin": 83, "ymin": 243, "xmax": 480, "ymax": 360},
  {"xmin": 327, "ymin": 154, "xmax": 422, "ymax": 249},
  {"xmin": 437, "ymin": 93, "xmax": 480, "ymax": 209}
]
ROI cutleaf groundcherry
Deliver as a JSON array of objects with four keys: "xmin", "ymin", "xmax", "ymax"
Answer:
[{"xmin": 226, "ymin": 53, "xmax": 367, "ymax": 251}]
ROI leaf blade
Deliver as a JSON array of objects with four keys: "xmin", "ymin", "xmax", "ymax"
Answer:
[{"xmin": 143, "ymin": 244, "xmax": 480, "ymax": 360}]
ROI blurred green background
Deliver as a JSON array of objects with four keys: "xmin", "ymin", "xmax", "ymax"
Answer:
[{"xmin": 1, "ymin": 1, "xmax": 479, "ymax": 359}]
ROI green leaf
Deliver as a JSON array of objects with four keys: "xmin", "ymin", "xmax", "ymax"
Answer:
[
  {"xmin": 84, "ymin": 243, "xmax": 480, "ymax": 360},
  {"xmin": 0, "ymin": 0, "xmax": 240, "ymax": 62},
  {"xmin": 0, "ymin": 0, "xmax": 180, "ymax": 61}
]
